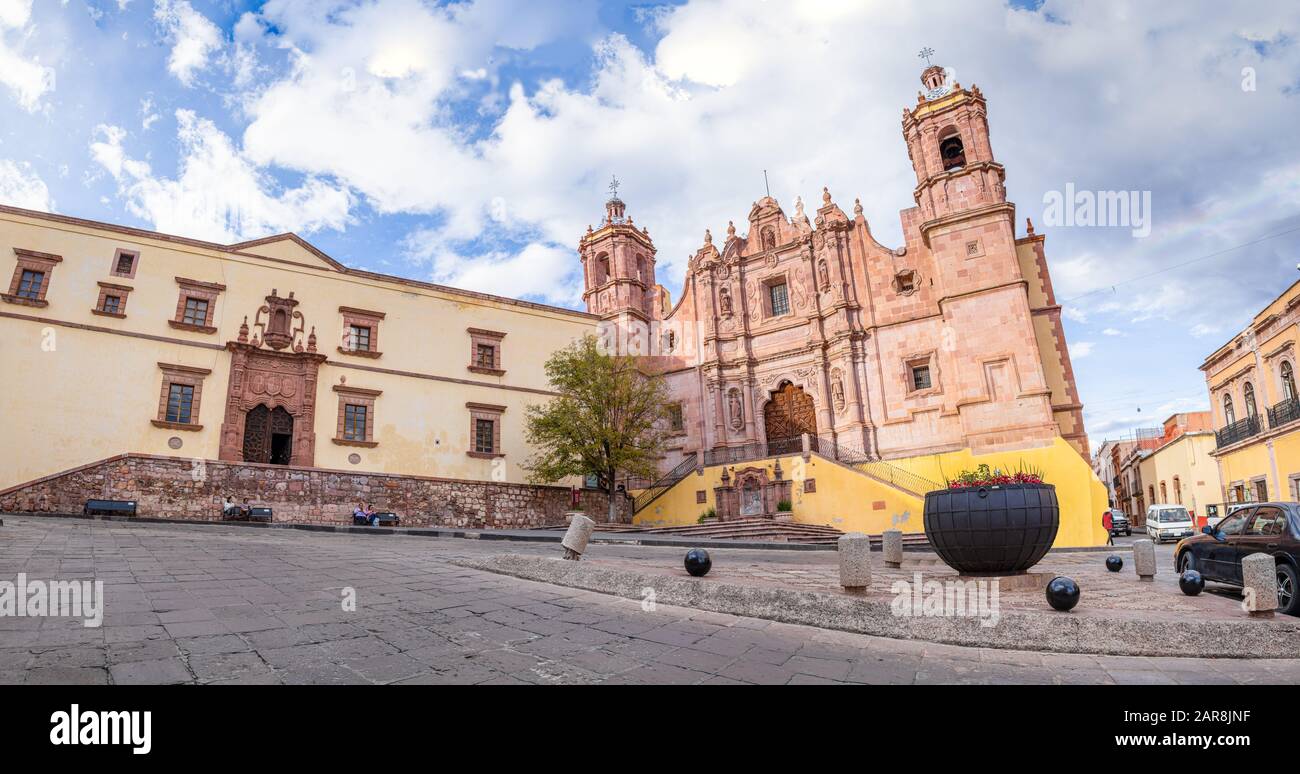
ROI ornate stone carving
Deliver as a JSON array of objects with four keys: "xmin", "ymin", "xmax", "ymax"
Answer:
[
  {"xmin": 831, "ymin": 368, "xmax": 846, "ymax": 415},
  {"xmin": 727, "ymin": 387, "xmax": 744, "ymax": 430}
]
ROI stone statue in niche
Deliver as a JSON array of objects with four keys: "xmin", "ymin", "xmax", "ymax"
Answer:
[
  {"xmin": 761, "ymin": 227, "xmax": 776, "ymax": 251},
  {"xmin": 719, "ymin": 285, "xmax": 732, "ymax": 316},
  {"xmin": 832, "ymin": 370, "xmax": 846, "ymax": 414},
  {"xmin": 728, "ymin": 388, "xmax": 744, "ymax": 430},
  {"xmin": 818, "ymin": 259, "xmax": 830, "ymax": 291}
]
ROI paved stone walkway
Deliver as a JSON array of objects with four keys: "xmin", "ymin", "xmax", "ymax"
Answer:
[{"xmin": 2, "ymin": 515, "xmax": 1298, "ymax": 685}]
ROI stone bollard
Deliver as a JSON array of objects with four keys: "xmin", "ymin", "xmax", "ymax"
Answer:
[
  {"xmin": 564, "ymin": 511, "xmax": 585, "ymax": 524},
  {"xmin": 882, "ymin": 529, "xmax": 903, "ymax": 568},
  {"xmin": 837, "ymin": 532, "xmax": 872, "ymax": 594},
  {"xmin": 1133, "ymin": 539, "xmax": 1156, "ymax": 582},
  {"xmin": 1241, "ymin": 553, "xmax": 1278, "ymax": 618},
  {"xmin": 561, "ymin": 514, "xmax": 595, "ymax": 561}
]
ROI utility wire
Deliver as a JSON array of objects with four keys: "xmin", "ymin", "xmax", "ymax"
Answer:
[{"xmin": 1060, "ymin": 222, "xmax": 1300, "ymax": 305}]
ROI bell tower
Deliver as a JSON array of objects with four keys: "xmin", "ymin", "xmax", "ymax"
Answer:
[
  {"xmin": 901, "ymin": 61, "xmax": 1006, "ymax": 224},
  {"xmin": 580, "ymin": 177, "xmax": 659, "ymax": 321}
]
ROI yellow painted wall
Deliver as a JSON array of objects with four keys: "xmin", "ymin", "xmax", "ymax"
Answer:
[
  {"xmin": 635, "ymin": 436, "xmax": 1108, "ymax": 547},
  {"xmin": 634, "ymin": 454, "xmax": 925, "ymax": 535},
  {"xmin": 0, "ymin": 209, "xmax": 596, "ymax": 490}
]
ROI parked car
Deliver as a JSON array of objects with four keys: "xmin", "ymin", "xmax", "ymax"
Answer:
[
  {"xmin": 1175, "ymin": 502, "xmax": 1300, "ymax": 616},
  {"xmin": 1146, "ymin": 504, "xmax": 1195, "ymax": 543},
  {"xmin": 1106, "ymin": 508, "xmax": 1131, "ymax": 537}
]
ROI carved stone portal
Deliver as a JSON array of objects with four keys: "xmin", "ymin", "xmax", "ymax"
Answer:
[
  {"xmin": 218, "ymin": 290, "xmax": 326, "ymax": 467},
  {"xmin": 714, "ymin": 464, "xmax": 793, "ymax": 521}
]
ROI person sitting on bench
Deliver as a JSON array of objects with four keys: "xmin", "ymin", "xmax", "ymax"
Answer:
[
  {"xmin": 353, "ymin": 501, "xmax": 376, "ymax": 526},
  {"xmin": 222, "ymin": 496, "xmax": 241, "ymax": 519}
]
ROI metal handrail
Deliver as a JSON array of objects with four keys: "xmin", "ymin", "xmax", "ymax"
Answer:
[
  {"xmin": 1267, "ymin": 398, "xmax": 1300, "ymax": 430},
  {"xmin": 1215, "ymin": 415, "xmax": 1262, "ymax": 449},
  {"xmin": 812, "ymin": 435, "xmax": 941, "ymax": 497},
  {"xmin": 633, "ymin": 452, "xmax": 699, "ymax": 513}
]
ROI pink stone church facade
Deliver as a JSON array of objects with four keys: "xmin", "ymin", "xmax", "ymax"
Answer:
[{"xmin": 580, "ymin": 64, "xmax": 1088, "ymax": 474}]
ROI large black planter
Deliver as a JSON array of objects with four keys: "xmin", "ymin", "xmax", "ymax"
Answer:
[{"xmin": 923, "ymin": 483, "xmax": 1059, "ymax": 574}]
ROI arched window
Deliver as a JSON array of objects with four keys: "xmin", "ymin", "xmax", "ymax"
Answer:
[
  {"xmin": 1223, "ymin": 394, "xmax": 1235, "ymax": 425},
  {"xmin": 1282, "ymin": 361, "xmax": 1296, "ymax": 402},
  {"xmin": 1244, "ymin": 382, "xmax": 1257, "ymax": 420},
  {"xmin": 1173, "ymin": 476, "xmax": 1182, "ymax": 504},
  {"xmin": 938, "ymin": 127, "xmax": 966, "ymax": 171},
  {"xmin": 1160, "ymin": 482, "xmax": 1167, "ymax": 502},
  {"xmin": 596, "ymin": 253, "xmax": 610, "ymax": 284},
  {"xmin": 636, "ymin": 255, "xmax": 646, "ymax": 282}
]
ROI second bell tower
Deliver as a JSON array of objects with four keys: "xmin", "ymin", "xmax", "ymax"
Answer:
[{"xmin": 580, "ymin": 179, "xmax": 660, "ymax": 322}]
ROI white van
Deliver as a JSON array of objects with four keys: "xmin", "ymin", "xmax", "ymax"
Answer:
[{"xmin": 1145, "ymin": 504, "xmax": 1195, "ymax": 543}]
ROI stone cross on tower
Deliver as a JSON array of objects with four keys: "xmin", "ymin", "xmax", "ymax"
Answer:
[{"xmin": 918, "ymin": 47, "xmax": 935, "ymax": 66}]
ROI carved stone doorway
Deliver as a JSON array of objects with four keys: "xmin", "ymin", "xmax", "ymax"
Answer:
[
  {"xmin": 242, "ymin": 405, "xmax": 295, "ymax": 465},
  {"xmin": 764, "ymin": 381, "xmax": 817, "ymax": 448}
]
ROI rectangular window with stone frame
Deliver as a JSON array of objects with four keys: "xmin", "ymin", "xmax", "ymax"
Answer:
[
  {"xmin": 110, "ymin": 248, "xmax": 140, "ymax": 279},
  {"xmin": 93, "ymin": 281, "xmax": 133, "ymax": 318},
  {"xmin": 339, "ymin": 307, "xmax": 385, "ymax": 358},
  {"xmin": 466, "ymin": 402, "xmax": 505, "ymax": 458},
  {"xmin": 467, "ymin": 328, "xmax": 506, "ymax": 375},
  {"xmin": 4, "ymin": 248, "xmax": 62, "ymax": 308},
  {"xmin": 333, "ymin": 384, "xmax": 381, "ymax": 446},
  {"xmin": 667, "ymin": 403, "xmax": 684, "ymax": 433},
  {"xmin": 170, "ymin": 276, "xmax": 224, "ymax": 333},
  {"xmin": 153, "ymin": 363, "xmax": 211, "ymax": 430},
  {"xmin": 768, "ymin": 282, "xmax": 790, "ymax": 316}
]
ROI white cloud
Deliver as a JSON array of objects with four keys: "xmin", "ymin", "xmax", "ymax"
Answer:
[
  {"xmin": 1071, "ymin": 341, "xmax": 1096, "ymax": 359},
  {"xmin": 90, "ymin": 111, "xmax": 351, "ymax": 243},
  {"xmin": 1062, "ymin": 306, "xmax": 1089, "ymax": 323},
  {"xmin": 0, "ymin": 158, "xmax": 52, "ymax": 210},
  {"xmin": 0, "ymin": 0, "xmax": 54, "ymax": 111},
  {"xmin": 1102, "ymin": 327, "xmax": 1122, "ymax": 336},
  {"xmin": 153, "ymin": 0, "xmax": 222, "ymax": 88}
]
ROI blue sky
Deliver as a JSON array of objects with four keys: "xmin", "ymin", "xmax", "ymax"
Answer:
[{"xmin": 2, "ymin": 0, "xmax": 1299, "ymax": 452}]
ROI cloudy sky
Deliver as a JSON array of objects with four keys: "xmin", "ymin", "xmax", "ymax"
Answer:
[{"xmin": 2, "ymin": 0, "xmax": 1299, "ymax": 451}]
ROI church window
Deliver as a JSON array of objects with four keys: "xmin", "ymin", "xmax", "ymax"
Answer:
[
  {"xmin": 1244, "ymin": 382, "xmax": 1257, "ymax": 420},
  {"xmin": 1282, "ymin": 361, "xmax": 1296, "ymax": 402},
  {"xmin": 667, "ymin": 403, "xmax": 684, "ymax": 433},
  {"xmin": 911, "ymin": 364, "xmax": 932, "ymax": 391},
  {"xmin": 768, "ymin": 282, "xmax": 790, "ymax": 316}
]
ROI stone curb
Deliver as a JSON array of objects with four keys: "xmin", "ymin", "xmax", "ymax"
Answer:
[
  {"xmin": 3, "ymin": 511, "xmax": 1134, "ymax": 555},
  {"xmin": 456, "ymin": 553, "xmax": 1300, "ymax": 658}
]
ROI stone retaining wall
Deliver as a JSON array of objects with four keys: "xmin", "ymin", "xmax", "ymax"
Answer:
[{"xmin": 0, "ymin": 454, "xmax": 630, "ymax": 528}]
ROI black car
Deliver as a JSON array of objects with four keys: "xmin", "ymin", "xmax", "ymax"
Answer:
[
  {"xmin": 1174, "ymin": 502, "xmax": 1299, "ymax": 616},
  {"xmin": 1107, "ymin": 508, "xmax": 1131, "ymax": 537}
]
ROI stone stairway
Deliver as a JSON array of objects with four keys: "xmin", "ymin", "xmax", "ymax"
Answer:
[{"xmin": 583, "ymin": 518, "xmax": 932, "ymax": 548}]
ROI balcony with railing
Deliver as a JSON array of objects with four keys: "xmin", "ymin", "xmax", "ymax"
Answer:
[
  {"xmin": 1215, "ymin": 415, "xmax": 1261, "ymax": 449},
  {"xmin": 1267, "ymin": 397, "xmax": 1300, "ymax": 430}
]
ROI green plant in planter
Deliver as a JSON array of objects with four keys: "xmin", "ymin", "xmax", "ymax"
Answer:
[
  {"xmin": 945, "ymin": 462, "xmax": 1045, "ymax": 489},
  {"xmin": 698, "ymin": 506, "xmax": 716, "ymax": 523},
  {"xmin": 776, "ymin": 499, "xmax": 793, "ymax": 513}
]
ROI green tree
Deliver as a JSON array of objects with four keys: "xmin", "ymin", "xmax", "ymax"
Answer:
[{"xmin": 524, "ymin": 335, "xmax": 670, "ymax": 523}]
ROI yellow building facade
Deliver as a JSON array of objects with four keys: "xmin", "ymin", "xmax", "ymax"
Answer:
[
  {"xmin": 1135, "ymin": 430, "xmax": 1222, "ymax": 520},
  {"xmin": 1201, "ymin": 279, "xmax": 1300, "ymax": 505},
  {"xmin": 0, "ymin": 204, "xmax": 596, "ymax": 493}
]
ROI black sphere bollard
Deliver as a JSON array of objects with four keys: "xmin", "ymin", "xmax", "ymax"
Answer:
[
  {"xmin": 1105, "ymin": 555, "xmax": 1124, "ymax": 573},
  {"xmin": 1045, "ymin": 576, "xmax": 1081, "ymax": 612},
  {"xmin": 684, "ymin": 548, "xmax": 712, "ymax": 577},
  {"xmin": 1179, "ymin": 569, "xmax": 1205, "ymax": 596}
]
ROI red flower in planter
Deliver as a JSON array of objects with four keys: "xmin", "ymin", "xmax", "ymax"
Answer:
[{"xmin": 946, "ymin": 463, "xmax": 1045, "ymax": 489}]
